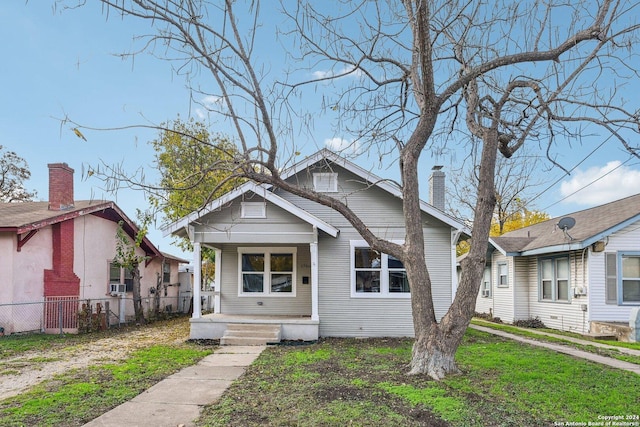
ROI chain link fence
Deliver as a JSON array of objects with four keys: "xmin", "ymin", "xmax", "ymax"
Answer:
[{"xmin": 0, "ymin": 296, "xmax": 190, "ymax": 336}]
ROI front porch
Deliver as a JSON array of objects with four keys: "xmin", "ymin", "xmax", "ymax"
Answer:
[{"xmin": 190, "ymin": 313, "xmax": 319, "ymax": 342}]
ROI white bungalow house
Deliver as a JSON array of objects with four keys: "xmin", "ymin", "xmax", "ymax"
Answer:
[
  {"xmin": 163, "ymin": 149, "xmax": 468, "ymax": 342},
  {"xmin": 475, "ymin": 194, "xmax": 640, "ymax": 341}
]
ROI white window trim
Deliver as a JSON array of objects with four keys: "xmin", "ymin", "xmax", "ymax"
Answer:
[
  {"xmin": 237, "ymin": 247, "xmax": 297, "ymax": 297},
  {"xmin": 313, "ymin": 172, "xmax": 338, "ymax": 192},
  {"xmin": 618, "ymin": 251, "xmax": 640, "ymax": 305},
  {"xmin": 350, "ymin": 240, "xmax": 409, "ymax": 299},
  {"xmin": 538, "ymin": 256, "xmax": 571, "ymax": 303},
  {"xmin": 241, "ymin": 202, "xmax": 267, "ymax": 219},
  {"xmin": 497, "ymin": 262, "xmax": 509, "ymax": 288}
]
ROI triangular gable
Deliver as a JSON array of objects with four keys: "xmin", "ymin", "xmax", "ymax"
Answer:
[
  {"xmin": 162, "ymin": 181, "xmax": 339, "ymax": 238},
  {"xmin": 162, "ymin": 149, "xmax": 469, "ymax": 239},
  {"xmin": 276, "ymin": 149, "xmax": 468, "ymax": 232}
]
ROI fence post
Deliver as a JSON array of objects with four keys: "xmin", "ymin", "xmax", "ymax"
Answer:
[{"xmin": 58, "ymin": 301, "xmax": 63, "ymax": 335}]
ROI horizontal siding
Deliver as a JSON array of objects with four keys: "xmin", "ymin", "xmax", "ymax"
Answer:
[
  {"xmin": 318, "ymin": 226, "xmax": 453, "ymax": 338},
  {"xmin": 527, "ymin": 251, "xmax": 589, "ymax": 334},
  {"xmin": 589, "ymin": 222, "xmax": 640, "ymax": 324},
  {"xmin": 277, "ymin": 164, "xmax": 442, "ymax": 231},
  {"xmin": 490, "ymin": 253, "xmax": 515, "ymax": 323},
  {"xmin": 219, "ymin": 243, "xmax": 311, "ymax": 316},
  {"xmin": 194, "ymin": 196, "xmax": 313, "ymax": 236}
]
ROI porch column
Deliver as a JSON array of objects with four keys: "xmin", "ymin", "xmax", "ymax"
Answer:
[
  {"xmin": 310, "ymin": 227, "xmax": 319, "ymax": 321},
  {"xmin": 214, "ymin": 248, "xmax": 221, "ymax": 313},
  {"xmin": 192, "ymin": 241, "xmax": 202, "ymax": 319}
]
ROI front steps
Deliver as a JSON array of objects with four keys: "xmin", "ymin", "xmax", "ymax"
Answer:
[{"xmin": 220, "ymin": 323, "xmax": 282, "ymax": 345}]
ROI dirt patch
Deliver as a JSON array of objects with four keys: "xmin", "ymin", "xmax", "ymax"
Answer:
[{"xmin": 0, "ymin": 317, "xmax": 190, "ymax": 400}]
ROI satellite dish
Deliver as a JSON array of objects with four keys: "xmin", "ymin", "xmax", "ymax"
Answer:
[
  {"xmin": 557, "ymin": 216, "xmax": 576, "ymax": 241},
  {"xmin": 557, "ymin": 216, "xmax": 576, "ymax": 231}
]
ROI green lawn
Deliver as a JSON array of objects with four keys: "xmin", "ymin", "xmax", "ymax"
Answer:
[
  {"xmin": 1, "ymin": 320, "xmax": 638, "ymax": 427},
  {"xmin": 0, "ymin": 317, "xmax": 214, "ymax": 427},
  {"xmin": 197, "ymin": 329, "xmax": 640, "ymax": 426}
]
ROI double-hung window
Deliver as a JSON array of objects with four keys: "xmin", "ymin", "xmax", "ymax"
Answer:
[
  {"xmin": 497, "ymin": 262, "xmax": 508, "ymax": 288},
  {"xmin": 162, "ymin": 262, "xmax": 171, "ymax": 284},
  {"xmin": 351, "ymin": 241, "xmax": 409, "ymax": 297},
  {"xmin": 539, "ymin": 257, "xmax": 570, "ymax": 302},
  {"xmin": 606, "ymin": 252, "xmax": 640, "ymax": 304},
  {"xmin": 109, "ymin": 261, "xmax": 133, "ymax": 293},
  {"xmin": 238, "ymin": 248, "xmax": 296, "ymax": 296}
]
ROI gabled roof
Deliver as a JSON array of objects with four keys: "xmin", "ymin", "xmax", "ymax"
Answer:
[
  {"xmin": 160, "ymin": 251, "xmax": 190, "ymax": 264},
  {"xmin": 0, "ymin": 200, "xmax": 162, "ymax": 258},
  {"xmin": 162, "ymin": 149, "xmax": 469, "ymax": 238},
  {"xmin": 162, "ymin": 181, "xmax": 340, "ymax": 238},
  {"xmin": 492, "ymin": 193, "xmax": 640, "ymax": 256},
  {"xmin": 279, "ymin": 149, "xmax": 468, "ymax": 231}
]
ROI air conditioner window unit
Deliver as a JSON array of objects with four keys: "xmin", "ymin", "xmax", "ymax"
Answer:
[
  {"xmin": 110, "ymin": 283, "xmax": 126, "ymax": 294},
  {"xmin": 482, "ymin": 290, "xmax": 490, "ymax": 297}
]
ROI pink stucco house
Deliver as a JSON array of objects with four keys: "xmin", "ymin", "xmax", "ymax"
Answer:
[{"xmin": 0, "ymin": 163, "xmax": 186, "ymax": 334}]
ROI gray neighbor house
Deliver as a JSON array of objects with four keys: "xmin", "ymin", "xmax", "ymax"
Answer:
[
  {"xmin": 475, "ymin": 193, "xmax": 640, "ymax": 342},
  {"xmin": 163, "ymin": 149, "xmax": 468, "ymax": 343}
]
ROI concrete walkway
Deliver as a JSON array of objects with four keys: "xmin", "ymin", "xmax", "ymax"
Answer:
[
  {"xmin": 83, "ymin": 345, "xmax": 265, "ymax": 427},
  {"xmin": 470, "ymin": 324, "xmax": 640, "ymax": 375}
]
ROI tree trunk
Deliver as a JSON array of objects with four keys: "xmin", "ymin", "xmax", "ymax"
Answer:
[
  {"xmin": 409, "ymin": 325, "xmax": 460, "ymax": 378},
  {"xmin": 131, "ymin": 266, "xmax": 145, "ymax": 324},
  {"xmin": 405, "ymin": 125, "xmax": 499, "ymax": 379}
]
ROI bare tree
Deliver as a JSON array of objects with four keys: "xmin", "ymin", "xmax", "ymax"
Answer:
[
  {"xmin": 449, "ymin": 146, "xmax": 547, "ymax": 235},
  {"xmin": 63, "ymin": 0, "xmax": 640, "ymax": 379}
]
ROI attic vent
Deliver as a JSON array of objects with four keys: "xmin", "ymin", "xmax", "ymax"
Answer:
[
  {"xmin": 241, "ymin": 202, "xmax": 266, "ymax": 219},
  {"xmin": 313, "ymin": 173, "xmax": 338, "ymax": 192}
]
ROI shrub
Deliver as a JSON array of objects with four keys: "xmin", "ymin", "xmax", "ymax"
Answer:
[{"xmin": 513, "ymin": 317, "xmax": 547, "ymax": 329}]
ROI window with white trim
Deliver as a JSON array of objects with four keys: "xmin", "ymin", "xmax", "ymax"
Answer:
[
  {"xmin": 497, "ymin": 262, "xmax": 508, "ymax": 288},
  {"xmin": 238, "ymin": 248, "xmax": 296, "ymax": 296},
  {"xmin": 481, "ymin": 267, "xmax": 491, "ymax": 297},
  {"xmin": 313, "ymin": 173, "xmax": 338, "ymax": 192},
  {"xmin": 539, "ymin": 256, "xmax": 569, "ymax": 302},
  {"xmin": 621, "ymin": 254, "xmax": 640, "ymax": 303},
  {"xmin": 241, "ymin": 202, "xmax": 266, "ymax": 218},
  {"xmin": 607, "ymin": 252, "xmax": 640, "ymax": 304},
  {"xmin": 351, "ymin": 241, "xmax": 409, "ymax": 297}
]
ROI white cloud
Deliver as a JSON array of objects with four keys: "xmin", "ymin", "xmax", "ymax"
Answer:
[
  {"xmin": 312, "ymin": 65, "xmax": 363, "ymax": 80},
  {"xmin": 195, "ymin": 95, "xmax": 223, "ymax": 119},
  {"xmin": 559, "ymin": 161, "xmax": 640, "ymax": 205},
  {"xmin": 324, "ymin": 137, "xmax": 360, "ymax": 154}
]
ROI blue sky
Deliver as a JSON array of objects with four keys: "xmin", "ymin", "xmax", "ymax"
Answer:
[{"xmin": 2, "ymin": 2, "xmax": 639, "ymax": 258}]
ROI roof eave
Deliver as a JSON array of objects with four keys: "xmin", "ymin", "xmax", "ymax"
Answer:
[{"xmin": 519, "ymin": 242, "xmax": 586, "ymax": 256}]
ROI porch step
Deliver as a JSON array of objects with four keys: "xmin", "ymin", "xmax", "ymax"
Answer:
[
  {"xmin": 581, "ymin": 333, "xmax": 618, "ymax": 341},
  {"xmin": 220, "ymin": 323, "xmax": 281, "ymax": 346}
]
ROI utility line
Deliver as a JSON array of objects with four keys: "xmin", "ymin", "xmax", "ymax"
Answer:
[
  {"xmin": 540, "ymin": 156, "xmax": 635, "ymax": 211},
  {"xmin": 528, "ymin": 132, "xmax": 615, "ymax": 206}
]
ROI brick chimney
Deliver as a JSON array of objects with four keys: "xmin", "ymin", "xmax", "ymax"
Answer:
[
  {"xmin": 44, "ymin": 162, "xmax": 80, "ymax": 301},
  {"xmin": 48, "ymin": 163, "xmax": 74, "ymax": 211},
  {"xmin": 429, "ymin": 166, "xmax": 445, "ymax": 211}
]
